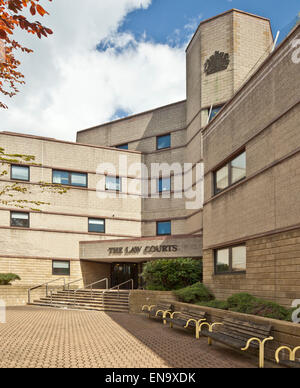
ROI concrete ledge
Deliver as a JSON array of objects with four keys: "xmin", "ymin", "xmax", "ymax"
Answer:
[
  {"xmin": 129, "ymin": 290, "xmax": 177, "ymax": 314},
  {"xmin": 0, "ymin": 285, "xmax": 63, "ymax": 306}
]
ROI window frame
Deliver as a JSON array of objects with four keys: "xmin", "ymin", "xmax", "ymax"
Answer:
[
  {"xmin": 156, "ymin": 134, "xmax": 171, "ymax": 150},
  {"xmin": 158, "ymin": 177, "xmax": 171, "ymax": 193},
  {"xmin": 208, "ymin": 105, "xmax": 224, "ymax": 122},
  {"xmin": 52, "ymin": 170, "xmax": 88, "ymax": 188},
  {"xmin": 116, "ymin": 144, "xmax": 129, "ymax": 150},
  {"xmin": 10, "ymin": 211, "xmax": 30, "ymax": 228},
  {"xmin": 213, "ymin": 151, "xmax": 246, "ymax": 195},
  {"xmin": 105, "ymin": 176, "xmax": 122, "ymax": 192},
  {"xmin": 52, "ymin": 260, "xmax": 70, "ymax": 276},
  {"xmin": 156, "ymin": 220, "xmax": 171, "ymax": 236},
  {"xmin": 11, "ymin": 164, "xmax": 30, "ymax": 182},
  {"xmin": 88, "ymin": 218, "xmax": 106, "ymax": 234},
  {"xmin": 214, "ymin": 245, "xmax": 246, "ymax": 275}
]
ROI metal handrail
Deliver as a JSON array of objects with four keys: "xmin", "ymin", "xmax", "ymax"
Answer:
[
  {"xmin": 72, "ymin": 278, "xmax": 109, "ymax": 306},
  {"xmin": 64, "ymin": 278, "xmax": 83, "ymax": 290},
  {"xmin": 109, "ymin": 279, "xmax": 134, "ymax": 298},
  {"xmin": 28, "ymin": 277, "xmax": 66, "ymax": 304}
]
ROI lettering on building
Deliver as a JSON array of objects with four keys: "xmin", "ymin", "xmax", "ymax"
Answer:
[{"xmin": 108, "ymin": 245, "xmax": 178, "ymax": 256}]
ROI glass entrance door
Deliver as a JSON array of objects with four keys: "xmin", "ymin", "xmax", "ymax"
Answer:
[{"xmin": 111, "ymin": 263, "xmax": 139, "ymax": 289}]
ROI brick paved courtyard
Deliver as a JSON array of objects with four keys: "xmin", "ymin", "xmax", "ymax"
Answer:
[{"xmin": 0, "ymin": 307, "xmax": 278, "ymax": 368}]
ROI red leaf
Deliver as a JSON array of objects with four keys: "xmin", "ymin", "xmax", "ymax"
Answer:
[
  {"xmin": 0, "ymin": 30, "xmax": 7, "ymax": 39},
  {"xmin": 36, "ymin": 5, "xmax": 48, "ymax": 17},
  {"xmin": 30, "ymin": 5, "xmax": 36, "ymax": 16},
  {"xmin": 45, "ymin": 27, "xmax": 53, "ymax": 35}
]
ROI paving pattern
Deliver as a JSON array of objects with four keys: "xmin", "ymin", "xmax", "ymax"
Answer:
[{"xmin": 0, "ymin": 307, "xmax": 277, "ymax": 368}]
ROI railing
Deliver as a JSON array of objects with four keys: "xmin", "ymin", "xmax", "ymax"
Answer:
[
  {"xmin": 28, "ymin": 278, "xmax": 66, "ymax": 304},
  {"xmin": 64, "ymin": 278, "xmax": 83, "ymax": 290},
  {"xmin": 109, "ymin": 279, "xmax": 134, "ymax": 298},
  {"xmin": 70, "ymin": 278, "xmax": 109, "ymax": 307}
]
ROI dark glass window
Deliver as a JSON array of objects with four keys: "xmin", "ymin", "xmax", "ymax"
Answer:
[
  {"xmin": 88, "ymin": 218, "xmax": 105, "ymax": 233},
  {"xmin": 209, "ymin": 106, "xmax": 223, "ymax": 122},
  {"xmin": 215, "ymin": 245, "xmax": 246, "ymax": 274},
  {"xmin": 214, "ymin": 151, "xmax": 246, "ymax": 194},
  {"xmin": 157, "ymin": 134, "xmax": 171, "ymax": 150},
  {"xmin": 52, "ymin": 261, "xmax": 70, "ymax": 276},
  {"xmin": 105, "ymin": 176, "xmax": 121, "ymax": 191},
  {"xmin": 11, "ymin": 212, "xmax": 29, "ymax": 228},
  {"xmin": 157, "ymin": 221, "xmax": 171, "ymax": 236},
  {"xmin": 158, "ymin": 177, "xmax": 171, "ymax": 193},
  {"xmin": 11, "ymin": 165, "xmax": 29, "ymax": 181},
  {"xmin": 52, "ymin": 170, "xmax": 87, "ymax": 187},
  {"xmin": 116, "ymin": 144, "xmax": 129, "ymax": 150}
]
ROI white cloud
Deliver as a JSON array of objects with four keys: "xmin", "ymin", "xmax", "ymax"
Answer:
[{"xmin": 0, "ymin": 0, "xmax": 187, "ymax": 141}]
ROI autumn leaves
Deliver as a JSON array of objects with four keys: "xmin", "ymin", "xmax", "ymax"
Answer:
[{"xmin": 0, "ymin": 0, "xmax": 53, "ymax": 108}]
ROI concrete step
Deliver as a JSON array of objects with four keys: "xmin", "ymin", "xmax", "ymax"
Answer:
[
  {"xmin": 59, "ymin": 290, "xmax": 130, "ymax": 295},
  {"xmin": 56, "ymin": 291, "xmax": 129, "ymax": 299},
  {"xmin": 28, "ymin": 302, "xmax": 129, "ymax": 313},
  {"xmin": 42, "ymin": 294, "xmax": 129, "ymax": 302},
  {"xmin": 34, "ymin": 298, "xmax": 129, "ymax": 307},
  {"xmin": 30, "ymin": 287, "xmax": 130, "ymax": 313},
  {"xmin": 37, "ymin": 298, "xmax": 129, "ymax": 308}
]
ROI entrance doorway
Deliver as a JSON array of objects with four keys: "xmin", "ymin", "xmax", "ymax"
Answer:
[{"xmin": 111, "ymin": 263, "xmax": 139, "ymax": 289}]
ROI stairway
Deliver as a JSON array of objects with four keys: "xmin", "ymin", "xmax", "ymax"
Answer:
[{"xmin": 28, "ymin": 289, "xmax": 130, "ymax": 313}]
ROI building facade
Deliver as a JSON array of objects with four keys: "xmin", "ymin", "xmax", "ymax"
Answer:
[{"xmin": 0, "ymin": 9, "xmax": 299, "ymax": 306}]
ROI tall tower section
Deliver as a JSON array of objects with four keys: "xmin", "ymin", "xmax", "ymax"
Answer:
[
  {"xmin": 184, "ymin": 9, "xmax": 273, "ymax": 235},
  {"xmin": 185, "ymin": 9, "xmax": 274, "ymax": 162}
]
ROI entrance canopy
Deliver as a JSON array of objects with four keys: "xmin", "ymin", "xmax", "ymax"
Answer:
[{"xmin": 80, "ymin": 235, "xmax": 203, "ymax": 263}]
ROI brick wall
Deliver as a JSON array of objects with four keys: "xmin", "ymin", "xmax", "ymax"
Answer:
[
  {"xmin": 203, "ymin": 228, "xmax": 300, "ymax": 307},
  {"xmin": 0, "ymin": 257, "xmax": 82, "ymax": 287},
  {"xmin": 0, "ymin": 285, "xmax": 62, "ymax": 306},
  {"xmin": 129, "ymin": 290, "xmax": 177, "ymax": 314},
  {"xmin": 80, "ymin": 261, "xmax": 111, "ymax": 288}
]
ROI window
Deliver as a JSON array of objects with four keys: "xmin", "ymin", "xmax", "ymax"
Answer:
[
  {"xmin": 157, "ymin": 134, "xmax": 171, "ymax": 150},
  {"xmin": 105, "ymin": 176, "xmax": 121, "ymax": 191},
  {"xmin": 88, "ymin": 218, "xmax": 105, "ymax": 233},
  {"xmin": 52, "ymin": 170, "xmax": 87, "ymax": 187},
  {"xmin": 11, "ymin": 165, "xmax": 29, "ymax": 181},
  {"xmin": 231, "ymin": 153, "xmax": 246, "ymax": 184},
  {"xmin": 215, "ymin": 165, "xmax": 228, "ymax": 192},
  {"xmin": 11, "ymin": 212, "xmax": 29, "ymax": 228},
  {"xmin": 52, "ymin": 261, "xmax": 70, "ymax": 276},
  {"xmin": 208, "ymin": 105, "xmax": 224, "ymax": 122},
  {"xmin": 116, "ymin": 144, "xmax": 128, "ymax": 150},
  {"xmin": 214, "ymin": 151, "xmax": 246, "ymax": 194},
  {"xmin": 158, "ymin": 177, "xmax": 171, "ymax": 193},
  {"xmin": 215, "ymin": 245, "xmax": 246, "ymax": 274},
  {"xmin": 157, "ymin": 221, "xmax": 171, "ymax": 236}
]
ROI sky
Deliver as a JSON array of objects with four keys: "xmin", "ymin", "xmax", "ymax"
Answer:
[{"xmin": 0, "ymin": 0, "xmax": 299, "ymax": 141}]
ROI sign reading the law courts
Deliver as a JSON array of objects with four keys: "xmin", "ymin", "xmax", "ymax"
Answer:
[
  {"xmin": 80, "ymin": 236, "xmax": 202, "ymax": 262},
  {"xmin": 108, "ymin": 245, "xmax": 178, "ymax": 256}
]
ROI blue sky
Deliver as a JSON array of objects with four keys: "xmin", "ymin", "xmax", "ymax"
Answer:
[
  {"xmin": 2, "ymin": 0, "xmax": 299, "ymax": 140},
  {"xmin": 120, "ymin": 0, "xmax": 300, "ymax": 46}
]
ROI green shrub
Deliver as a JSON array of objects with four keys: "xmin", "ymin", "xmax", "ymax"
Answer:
[
  {"xmin": 0, "ymin": 273, "xmax": 21, "ymax": 285},
  {"xmin": 197, "ymin": 299, "xmax": 229, "ymax": 310},
  {"xmin": 227, "ymin": 293, "xmax": 258, "ymax": 312},
  {"xmin": 193, "ymin": 292, "xmax": 293, "ymax": 322},
  {"xmin": 227, "ymin": 292, "xmax": 292, "ymax": 321},
  {"xmin": 174, "ymin": 282, "xmax": 214, "ymax": 304},
  {"xmin": 142, "ymin": 258, "xmax": 202, "ymax": 291}
]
